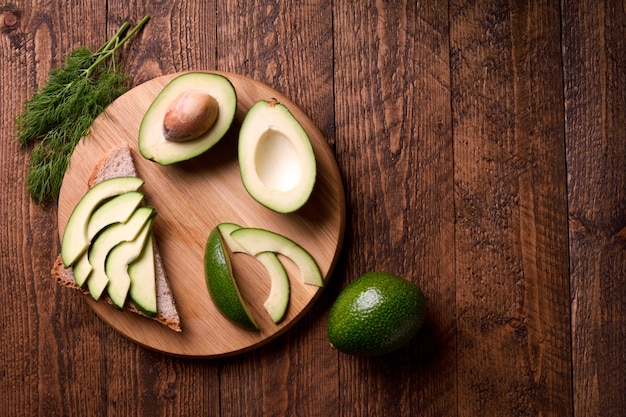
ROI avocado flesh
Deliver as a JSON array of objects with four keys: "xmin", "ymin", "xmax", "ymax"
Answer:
[
  {"xmin": 72, "ymin": 253, "xmax": 93, "ymax": 288},
  {"xmin": 61, "ymin": 177, "xmax": 144, "ymax": 267},
  {"xmin": 87, "ymin": 192, "xmax": 144, "ymax": 237},
  {"xmin": 87, "ymin": 206, "xmax": 155, "ymax": 301},
  {"xmin": 238, "ymin": 99, "xmax": 316, "ymax": 213},
  {"xmin": 72, "ymin": 191, "xmax": 145, "ymax": 286},
  {"xmin": 204, "ymin": 226, "xmax": 259, "ymax": 330},
  {"xmin": 218, "ymin": 223, "xmax": 290, "ymax": 323},
  {"xmin": 255, "ymin": 252, "xmax": 290, "ymax": 323},
  {"xmin": 139, "ymin": 72, "xmax": 237, "ymax": 165},
  {"xmin": 128, "ymin": 234, "xmax": 157, "ymax": 316},
  {"xmin": 229, "ymin": 227, "xmax": 323, "ymax": 287},
  {"xmin": 105, "ymin": 217, "xmax": 154, "ymax": 309}
]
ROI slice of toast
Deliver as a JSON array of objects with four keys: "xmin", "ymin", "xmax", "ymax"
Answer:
[{"xmin": 52, "ymin": 143, "xmax": 182, "ymax": 332}]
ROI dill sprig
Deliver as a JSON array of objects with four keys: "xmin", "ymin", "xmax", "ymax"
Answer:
[{"xmin": 17, "ymin": 15, "xmax": 150, "ymax": 204}]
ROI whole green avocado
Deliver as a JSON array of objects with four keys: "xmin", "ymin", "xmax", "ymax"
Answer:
[{"xmin": 327, "ymin": 272, "xmax": 426, "ymax": 356}]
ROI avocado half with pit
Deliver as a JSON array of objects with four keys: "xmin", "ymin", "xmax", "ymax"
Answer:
[
  {"xmin": 238, "ymin": 99, "xmax": 317, "ymax": 213},
  {"xmin": 139, "ymin": 72, "xmax": 237, "ymax": 165}
]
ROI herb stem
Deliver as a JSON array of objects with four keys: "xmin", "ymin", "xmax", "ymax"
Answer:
[
  {"xmin": 95, "ymin": 22, "xmax": 130, "ymax": 55},
  {"xmin": 86, "ymin": 15, "xmax": 150, "ymax": 78}
]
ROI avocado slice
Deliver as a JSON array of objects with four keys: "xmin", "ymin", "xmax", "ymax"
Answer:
[
  {"xmin": 105, "ymin": 217, "xmax": 154, "ymax": 309},
  {"xmin": 229, "ymin": 227, "xmax": 323, "ymax": 287},
  {"xmin": 253, "ymin": 251, "xmax": 290, "ymax": 323},
  {"xmin": 218, "ymin": 223, "xmax": 290, "ymax": 323},
  {"xmin": 139, "ymin": 72, "xmax": 237, "ymax": 165},
  {"xmin": 204, "ymin": 226, "xmax": 259, "ymax": 331},
  {"xmin": 238, "ymin": 99, "xmax": 316, "ymax": 213},
  {"xmin": 86, "ymin": 206, "xmax": 156, "ymax": 301},
  {"xmin": 73, "ymin": 191, "xmax": 145, "ymax": 287},
  {"xmin": 87, "ymin": 191, "xmax": 144, "ymax": 237},
  {"xmin": 61, "ymin": 177, "xmax": 144, "ymax": 267},
  {"xmin": 127, "ymin": 233, "xmax": 158, "ymax": 317}
]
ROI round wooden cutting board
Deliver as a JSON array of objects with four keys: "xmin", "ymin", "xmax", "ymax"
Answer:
[{"xmin": 57, "ymin": 71, "xmax": 346, "ymax": 357}]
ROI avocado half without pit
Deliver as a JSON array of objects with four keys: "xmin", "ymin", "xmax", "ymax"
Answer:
[
  {"xmin": 139, "ymin": 72, "xmax": 237, "ymax": 165},
  {"xmin": 238, "ymin": 99, "xmax": 317, "ymax": 213}
]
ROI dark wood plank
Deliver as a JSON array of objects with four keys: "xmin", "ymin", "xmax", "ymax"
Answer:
[
  {"xmin": 111, "ymin": 2, "xmax": 220, "ymax": 83},
  {"xmin": 450, "ymin": 0, "xmax": 573, "ymax": 415},
  {"xmin": 216, "ymin": 1, "xmax": 339, "ymax": 416},
  {"xmin": 0, "ymin": 3, "xmax": 113, "ymax": 417},
  {"xmin": 562, "ymin": 1, "xmax": 626, "ymax": 416},
  {"xmin": 333, "ymin": 1, "xmax": 457, "ymax": 416}
]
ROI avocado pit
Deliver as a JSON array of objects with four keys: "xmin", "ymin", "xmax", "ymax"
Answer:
[{"xmin": 162, "ymin": 90, "xmax": 219, "ymax": 142}]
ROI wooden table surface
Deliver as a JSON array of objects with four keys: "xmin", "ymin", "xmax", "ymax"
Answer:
[{"xmin": 1, "ymin": 1, "xmax": 624, "ymax": 416}]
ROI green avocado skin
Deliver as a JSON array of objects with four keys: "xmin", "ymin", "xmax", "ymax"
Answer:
[
  {"xmin": 327, "ymin": 272, "xmax": 426, "ymax": 356},
  {"xmin": 204, "ymin": 227, "xmax": 258, "ymax": 331}
]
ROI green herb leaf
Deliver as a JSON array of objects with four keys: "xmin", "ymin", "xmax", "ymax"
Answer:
[{"xmin": 16, "ymin": 15, "xmax": 150, "ymax": 204}]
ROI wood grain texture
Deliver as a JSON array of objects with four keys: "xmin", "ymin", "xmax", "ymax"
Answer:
[
  {"xmin": 562, "ymin": 1, "xmax": 626, "ymax": 416},
  {"xmin": 451, "ymin": 0, "xmax": 573, "ymax": 416},
  {"xmin": 0, "ymin": 2, "xmax": 112, "ymax": 417},
  {"xmin": 333, "ymin": 1, "xmax": 456, "ymax": 416}
]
